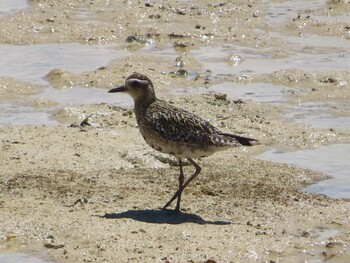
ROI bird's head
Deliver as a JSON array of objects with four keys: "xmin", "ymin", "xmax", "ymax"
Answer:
[{"xmin": 108, "ymin": 73, "xmax": 156, "ymax": 103}]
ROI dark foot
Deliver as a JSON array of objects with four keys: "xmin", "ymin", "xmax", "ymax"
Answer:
[{"xmin": 161, "ymin": 206, "xmax": 181, "ymax": 213}]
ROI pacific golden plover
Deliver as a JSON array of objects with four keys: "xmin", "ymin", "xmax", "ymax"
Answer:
[{"xmin": 109, "ymin": 73, "xmax": 259, "ymax": 212}]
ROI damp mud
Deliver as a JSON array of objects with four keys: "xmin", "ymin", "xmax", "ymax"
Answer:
[{"xmin": 1, "ymin": 0, "xmax": 350, "ymax": 262}]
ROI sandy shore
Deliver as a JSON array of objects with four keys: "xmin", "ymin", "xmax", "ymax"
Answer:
[{"xmin": 1, "ymin": 0, "xmax": 350, "ymax": 262}]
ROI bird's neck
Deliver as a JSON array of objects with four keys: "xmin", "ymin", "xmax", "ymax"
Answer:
[{"xmin": 134, "ymin": 96, "xmax": 156, "ymax": 122}]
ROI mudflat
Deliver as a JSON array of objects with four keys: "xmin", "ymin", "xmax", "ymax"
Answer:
[{"xmin": 1, "ymin": 1, "xmax": 350, "ymax": 262}]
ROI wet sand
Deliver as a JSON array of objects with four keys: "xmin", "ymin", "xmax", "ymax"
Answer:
[{"xmin": 1, "ymin": 0, "xmax": 350, "ymax": 262}]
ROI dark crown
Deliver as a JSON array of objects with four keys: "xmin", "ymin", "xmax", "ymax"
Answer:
[{"xmin": 127, "ymin": 73, "xmax": 153, "ymax": 87}]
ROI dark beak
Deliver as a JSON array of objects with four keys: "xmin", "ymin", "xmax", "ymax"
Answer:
[{"xmin": 108, "ymin": 86, "xmax": 126, "ymax": 93}]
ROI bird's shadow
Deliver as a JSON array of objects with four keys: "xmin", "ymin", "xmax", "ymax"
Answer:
[{"xmin": 99, "ymin": 209, "xmax": 231, "ymax": 225}]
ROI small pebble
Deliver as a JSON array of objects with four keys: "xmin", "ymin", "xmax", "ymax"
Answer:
[{"xmin": 214, "ymin": 93, "xmax": 227, "ymax": 101}]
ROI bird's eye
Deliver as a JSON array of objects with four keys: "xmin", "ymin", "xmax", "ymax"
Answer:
[
  {"xmin": 129, "ymin": 80, "xmax": 141, "ymax": 88},
  {"xmin": 132, "ymin": 80, "xmax": 139, "ymax": 86}
]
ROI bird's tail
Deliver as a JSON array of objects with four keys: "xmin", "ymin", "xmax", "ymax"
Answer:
[{"xmin": 219, "ymin": 133, "xmax": 260, "ymax": 146}]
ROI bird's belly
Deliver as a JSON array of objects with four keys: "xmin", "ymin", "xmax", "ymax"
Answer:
[{"xmin": 141, "ymin": 132, "xmax": 228, "ymax": 159}]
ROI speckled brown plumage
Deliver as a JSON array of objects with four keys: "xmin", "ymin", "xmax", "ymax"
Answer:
[{"xmin": 109, "ymin": 73, "xmax": 259, "ymax": 212}]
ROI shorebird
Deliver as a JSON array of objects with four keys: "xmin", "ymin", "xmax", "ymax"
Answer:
[{"xmin": 109, "ymin": 73, "xmax": 259, "ymax": 212}]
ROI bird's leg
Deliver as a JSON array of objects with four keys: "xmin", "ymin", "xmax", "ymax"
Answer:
[
  {"xmin": 163, "ymin": 158, "xmax": 183, "ymax": 211},
  {"xmin": 175, "ymin": 159, "xmax": 184, "ymax": 211},
  {"xmin": 181, "ymin": 158, "xmax": 201, "ymax": 193},
  {"xmin": 163, "ymin": 158, "xmax": 201, "ymax": 212}
]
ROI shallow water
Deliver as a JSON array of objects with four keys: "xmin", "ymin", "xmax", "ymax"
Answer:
[
  {"xmin": 266, "ymin": 0, "xmax": 325, "ymax": 25},
  {"xmin": 172, "ymin": 82, "xmax": 288, "ymax": 104},
  {"xmin": 0, "ymin": 43, "xmax": 128, "ymax": 84},
  {"xmin": 0, "ymin": 86, "xmax": 133, "ymax": 126},
  {"xmin": 1, "ymin": 41, "xmax": 349, "ymax": 127},
  {"xmin": 258, "ymin": 144, "xmax": 350, "ymax": 198},
  {"xmin": 190, "ymin": 45, "xmax": 350, "ymax": 75},
  {"xmin": 0, "ymin": 43, "xmax": 130, "ymax": 126},
  {"xmin": 0, "ymin": 253, "xmax": 50, "ymax": 263},
  {"xmin": 208, "ymin": 82, "xmax": 289, "ymax": 104},
  {"xmin": 0, "ymin": 102, "xmax": 58, "ymax": 126},
  {"xmin": 0, "ymin": 0, "xmax": 28, "ymax": 18},
  {"xmin": 285, "ymin": 102, "xmax": 350, "ymax": 131}
]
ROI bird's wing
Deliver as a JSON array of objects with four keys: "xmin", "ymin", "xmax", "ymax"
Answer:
[{"xmin": 146, "ymin": 101, "xmax": 218, "ymax": 145}]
